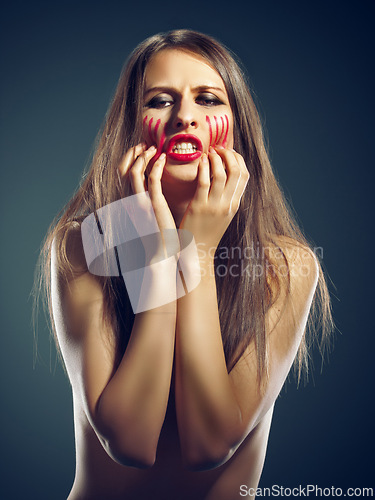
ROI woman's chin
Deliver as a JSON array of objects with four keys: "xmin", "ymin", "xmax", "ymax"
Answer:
[{"xmin": 161, "ymin": 161, "xmax": 200, "ymax": 184}]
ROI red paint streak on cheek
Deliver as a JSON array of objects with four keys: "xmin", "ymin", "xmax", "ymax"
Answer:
[
  {"xmin": 223, "ymin": 114, "xmax": 229, "ymax": 147},
  {"xmin": 218, "ymin": 116, "xmax": 225, "ymax": 144},
  {"xmin": 206, "ymin": 115, "xmax": 212, "ymax": 146},
  {"xmin": 143, "ymin": 115, "xmax": 148, "ymax": 143},
  {"xmin": 153, "ymin": 119, "xmax": 161, "ymax": 144},
  {"xmin": 214, "ymin": 116, "xmax": 219, "ymax": 145},
  {"xmin": 158, "ymin": 123, "xmax": 166, "ymax": 153},
  {"xmin": 148, "ymin": 117, "xmax": 154, "ymax": 145}
]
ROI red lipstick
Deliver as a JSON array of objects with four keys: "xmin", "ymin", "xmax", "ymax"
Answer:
[{"xmin": 166, "ymin": 134, "xmax": 203, "ymax": 162}]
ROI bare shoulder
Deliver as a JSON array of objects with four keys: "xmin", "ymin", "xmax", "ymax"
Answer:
[
  {"xmin": 52, "ymin": 221, "xmax": 88, "ymax": 277},
  {"xmin": 51, "ymin": 222, "xmax": 107, "ymax": 340},
  {"xmin": 266, "ymin": 235, "xmax": 319, "ymax": 296},
  {"xmin": 264, "ymin": 235, "xmax": 319, "ymax": 349}
]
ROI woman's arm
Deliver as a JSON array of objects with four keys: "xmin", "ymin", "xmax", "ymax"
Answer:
[
  {"xmin": 175, "ymin": 250, "xmax": 242, "ymax": 468},
  {"xmin": 52, "ymin": 229, "xmax": 176, "ymax": 468},
  {"xmin": 175, "ymin": 148, "xmax": 319, "ymax": 470},
  {"xmin": 52, "ymin": 146, "xmax": 177, "ymax": 468}
]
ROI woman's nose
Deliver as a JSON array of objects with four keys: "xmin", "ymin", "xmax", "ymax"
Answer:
[{"xmin": 172, "ymin": 99, "xmax": 197, "ymax": 130}]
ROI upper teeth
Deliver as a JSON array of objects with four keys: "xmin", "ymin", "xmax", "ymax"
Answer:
[{"xmin": 173, "ymin": 142, "xmax": 197, "ymax": 154}]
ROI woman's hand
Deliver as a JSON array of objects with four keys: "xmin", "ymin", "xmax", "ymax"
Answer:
[
  {"xmin": 179, "ymin": 146, "xmax": 249, "ymax": 255},
  {"xmin": 118, "ymin": 144, "xmax": 179, "ymax": 265}
]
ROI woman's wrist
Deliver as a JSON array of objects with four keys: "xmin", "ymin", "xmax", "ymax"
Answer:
[
  {"xmin": 126, "ymin": 256, "xmax": 178, "ymax": 313},
  {"xmin": 178, "ymin": 251, "xmax": 216, "ymax": 287},
  {"xmin": 196, "ymin": 243, "xmax": 216, "ymax": 272}
]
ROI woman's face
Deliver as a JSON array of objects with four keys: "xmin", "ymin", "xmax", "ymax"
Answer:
[{"xmin": 142, "ymin": 49, "xmax": 234, "ymax": 183}]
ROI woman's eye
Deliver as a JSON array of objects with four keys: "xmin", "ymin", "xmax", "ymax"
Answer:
[
  {"xmin": 196, "ymin": 94, "xmax": 223, "ymax": 106},
  {"xmin": 145, "ymin": 96, "xmax": 173, "ymax": 109}
]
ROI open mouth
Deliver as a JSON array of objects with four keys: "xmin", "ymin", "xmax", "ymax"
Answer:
[{"xmin": 166, "ymin": 134, "xmax": 203, "ymax": 162}]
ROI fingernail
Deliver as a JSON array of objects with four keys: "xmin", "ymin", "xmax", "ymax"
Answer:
[
  {"xmin": 209, "ymin": 146, "xmax": 216, "ymax": 153},
  {"xmin": 216, "ymin": 145, "xmax": 224, "ymax": 149},
  {"xmin": 159, "ymin": 152, "xmax": 166, "ymax": 159},
  {"xmin": 202, "ymin": 153, "xmax": 208, "ymax": 162},
  {"xmin": 149, "ymin": 145, "xmax": 156, "ymax": 151}
]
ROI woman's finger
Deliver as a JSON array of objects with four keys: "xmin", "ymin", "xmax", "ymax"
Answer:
[
  {"xmin": 129, "ymin": 146, "xmax": 157, "ymax": 194},
  {"xmin": 147, "ymin": 153, "xmax": 166, "ymax": 205},
  {"xmin": 214, "ymin": 147, "xmax": 241, "ymax": 208},
  {"xmin": 118, "ymin": 143, "xmax": 147, "ymax": 177},
  {"xmin": 230, "ymin": 150, "xmax": 249, "ymax": 210},
  {"xmin": 207, "ymin": 146, "xmax": 227, "ymax": 202},
  {"xmin": 148, "ymin": 153, "xmax": 176, "ymax": 229},
  {"xmin": 146, "ymin": 153, "xmax": 178, "ymax": 255},
  {"xmin": 193, "ymin": 154, "xmax": 210, "ymax": 204}
]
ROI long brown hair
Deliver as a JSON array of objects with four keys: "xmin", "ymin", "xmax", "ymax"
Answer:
[{"xmin": 33, "ymin": 29, "xmax": 333, "ymax": 384}]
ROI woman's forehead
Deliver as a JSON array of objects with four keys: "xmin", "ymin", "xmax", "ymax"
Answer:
[{"xmin": 144, "ymin": 49, "xmax": 226, "ymax": 93}]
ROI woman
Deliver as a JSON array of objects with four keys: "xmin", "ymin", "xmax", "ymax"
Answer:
[{"xmin": 36, "ymin": 30, "xmax": 332, "ymax": 499}]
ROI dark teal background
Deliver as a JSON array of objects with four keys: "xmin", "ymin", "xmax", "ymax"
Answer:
[{"xmin": 1, "ymin": 1, "xmax": 374, "ymax": 498}]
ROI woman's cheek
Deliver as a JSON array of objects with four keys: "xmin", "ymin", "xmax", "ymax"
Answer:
[
  {"xmin": 205, "ymin": 113, "xmax": 231, "ymax": 148},
  {"xmin": 143, "ymin": 115, "xmax": 167, "ymax": 152}
]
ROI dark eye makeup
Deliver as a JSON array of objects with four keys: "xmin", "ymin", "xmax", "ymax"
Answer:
[
  {"xmin": 195, "ymin": 93, "xmax": 224, "ymax": 106},
  {"xmin": 144, "ymin": 92, "xmax": 225, "ymax": 109},
  {"xmin": 145, "ymin": 95, "xmax": 174, "ymax": 109}
]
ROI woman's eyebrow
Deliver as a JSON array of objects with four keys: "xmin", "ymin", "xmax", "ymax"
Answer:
[{"xmin": 143, "ymin": 85, "xmax": 227, "ymax": 97}]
